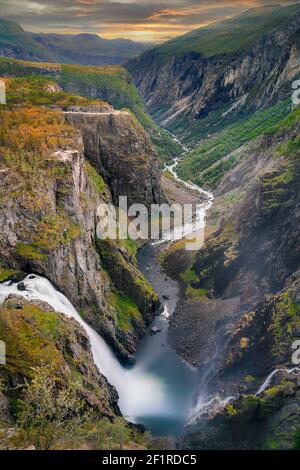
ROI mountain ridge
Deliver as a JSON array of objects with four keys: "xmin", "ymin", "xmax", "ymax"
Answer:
[
  {"xmin": 126, "ymin": 3, "xmax": 300, "ymax": 144},
  {"xmin": 0, "ymin": 17, "xmax": 151, "ymax": 65}
]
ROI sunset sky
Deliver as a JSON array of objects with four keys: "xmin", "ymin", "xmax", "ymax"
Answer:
[{"xmin": 0, "ymin": 1, "xmax": 295, "ymax": 43}]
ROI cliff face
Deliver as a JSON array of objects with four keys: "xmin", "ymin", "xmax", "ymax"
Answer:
[
  {"xmin": 0, "ymin": 95, "xmax": 162, "ymax": 362},
  {"xmin": 162, "ymin": 105, "xmax": 300, "ymax": 448},
  {"xmin": 165, "ymin": 114, "xmax": 300, "ymax": 370},
  {"xmin": 127, "ymin": 7, "xmax": 300, "ymax": 140},
  {"xmin": 181, "ymin": 272, "xmax": 300, "ymax": 450},
  {"xmin": 66, "ymin": 107, "xmax": 164, "ymax": 208}
]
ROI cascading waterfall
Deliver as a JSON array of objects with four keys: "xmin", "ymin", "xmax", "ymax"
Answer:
[
  {"xmin": 255, "ymin": 367, "xmax": 300, "ymax": 396},
  {"xmin": 0, "ymin": 275, "xmax": 170, "ymax": 420},
  {"xmin": 187, "ymin": 367, "xmax": 300, "ymax": 423}
]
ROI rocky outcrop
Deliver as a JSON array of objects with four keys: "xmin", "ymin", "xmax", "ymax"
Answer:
[
  {"xmin": 65, "ymin": 107, "xmax": 165, "ymax": 208},
  {"xmin": 166, "ymin": 113, "xmax": 300, "ymax": 369},
  {"xmin": 216, "ymin": 271, "xmax": 300, "ymax": 388},
  {"xmin": 0, "ymin": 295, "xmax": 119, "ymax": 419},
  {"xmin": 127, "ymin": 7, "xmax": 300, "ymax": 140},
  {"xmin": 181, "ymin": 368, "xmax": 300, "ymax": 450},
  {"xmin": 0, "ymin": 104, "xmax": 160, "ymax": 362},
  {"xmin": 180, "ymin": 271, "xmax": 300, "ymax": 450}
]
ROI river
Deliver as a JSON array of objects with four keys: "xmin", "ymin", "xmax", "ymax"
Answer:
[{"xmin": 0, "ymin": 149, "xmax": 214, "ymax": 436}]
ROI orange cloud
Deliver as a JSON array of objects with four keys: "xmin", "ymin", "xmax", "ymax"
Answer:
[
  {"xmin": 149, "ymin": 1, "xmax": 263, "ymax": 21},
  {"xmin": 100, "ymin": 21, "xmax": 213, "ymax": 42}
]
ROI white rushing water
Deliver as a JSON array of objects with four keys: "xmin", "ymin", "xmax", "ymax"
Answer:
[
  {"xmin": 150, "ymin": 156, "xmax": 214, "ymax": 246},
  {"xmin": 187, "ymin": 366, "xmax": 300, "ymax": 423},
  {"xmin": 0, "ymin": 275, "xmax": 171, "ymax": 420},
  {"xmin": 255, "ymin": 367, "xmax": 300, "ymax": 395},
  {"xmin": 164, "ymin": 157, "xmax": 213, "ymax": 207}
]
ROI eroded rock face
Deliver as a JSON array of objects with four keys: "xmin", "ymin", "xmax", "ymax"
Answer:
[
  {"xmin": 193, "ymin": 123, "xmax": 300, "ymax": 307},
  {"xmin": 127, "ymin": 9, "xmax": 300, "ymax": 134},
  {"xmin": 0, "ymin": 118, "xmax": 158, "ymax": 361},
  {"xmin": 181, "ymin": 369, "xmax": 300, "ymax": 450},
  {"xmin": 65, "ymin": 108, "xmax": 165, "ymax": 208},
  {"xmin": 177, "ymin": 272, "xmax": 300, "ymax": 450},
  {"xmin": 166, "ymin": 118, "xmax": 300, "ymax": 373}
]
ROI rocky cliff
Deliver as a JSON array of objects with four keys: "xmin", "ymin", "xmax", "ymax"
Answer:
[
  {"xmin": 0, "ymin": 295, "xmax": 119, "ymax": 421},
  {"xmin": 65, "ymin": 107, "xmax": 164, "ymax": 208},
  {"xmin": 162, "ymin": 103, "xmax": 300, "ymax": 448},
  {"xmin": 0, "ymin": 79, "xmax": 162, "ymax": 363},
  {"xmin": 0, "ymin": 57, "xmax": 181, "ymax": 160},
  {"xmin": 181, "ymin": 272, "xmax": 300, "ymax": 450},
  {"xmin": 127, "ymin": 5, "xmax": 300, "ymax": 143},
  {"xmin": 0, "ymin": 294, "xmax": 151, "ymax": 450}
]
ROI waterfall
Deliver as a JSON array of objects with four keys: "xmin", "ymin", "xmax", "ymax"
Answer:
[
  {"xmin": 255, "ymin": 367, "xmax": 300, "ymax": 395},
  {"xmin": 188, "ymin": 366, "xmax": 300, "ymax": 423},
  {"xmin": 0, "ymin": 274, "xmax": 171, "ymax": 420},
  {"xmin": 0, "ymin": 138, "xmax": 213, "ymax": 434}
]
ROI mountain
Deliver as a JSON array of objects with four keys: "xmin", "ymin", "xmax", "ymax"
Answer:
[
  {"xmin": 126, "ymin": 4, "xmax": 300, "ymax": 144},
  {"xmin": 160, "ymin": 99, "xmax": 300, "ymax": 450},
  {"xmin": 0, "ymin": 18, "xmax": 151, "ymax": 65},
  {"xmin": 0, "ymin": 4, "xmax": 300, "ymax": 451},
  {"xmin": 30, "ymin": 32, "xmax": 152, "ymax": 66},
  {"xmin": 0, "ymin": 18, "xmax": 52, "ymax": 62}
]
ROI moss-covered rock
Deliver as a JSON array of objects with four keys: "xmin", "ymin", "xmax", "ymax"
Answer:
[{"xmin": 0, "ymin": 296, "xmax": 119, "ymax": 420}]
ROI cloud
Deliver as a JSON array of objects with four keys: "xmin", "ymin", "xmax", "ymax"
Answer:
[{"xmin": 0, "ymin": 0, "xmax": 293, "ymax": 42}]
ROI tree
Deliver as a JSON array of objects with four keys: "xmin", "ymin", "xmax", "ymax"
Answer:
[{"xmin": 14, "ymin": 365, "xmax": 85, "ymax": 450}]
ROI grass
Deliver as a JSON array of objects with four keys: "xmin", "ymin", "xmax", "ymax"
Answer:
[
  {"xmin": 181, "ymin": 266, "xmax": 198, "ymax": 283},
  {"xmin": 3, "ymin": 75, "xmax": 107, "ymax": 109},
  {"xmin": 0, "ymin": 105, "xmax": 79, "ymax": 213},
  {"xmin": 186, "ymin": 286, "xmax": 208, "ymax": 302},
  {"xmin": 85, "ymin": 162, "xmax": 106, "ymax": 194},
  {"xmin": 0, "ymin": 58, "xmax": 181, "ymax": 159},
  {"xmin": 0, "ymin": 302, "xmax": 64, "ymax": 378},
  {"xmin": 0, "ymin": 86, "xmax": 83, "ymax": 259},
  {"xmin": 0, "ymin": 265, "xmax": 19, "ymax": 282},
  {"xmin": 176, "ymin": 98, "xmax": 291, "ymax": 188},
  {"xmin": 149, "ymin": 4, "xmax": 300, "ymax": 62},
  {"xmin": 121, "ymin": 238, "xmax": 138, "ymax": 259},
  {"xmin": 110, "ymin": 291, "xmax": 142, "ymax": 331}
]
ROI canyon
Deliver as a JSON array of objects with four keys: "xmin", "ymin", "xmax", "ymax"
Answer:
[{"xmin": 0, "ymin": 3, "xmax": 300, "ymax": 450}]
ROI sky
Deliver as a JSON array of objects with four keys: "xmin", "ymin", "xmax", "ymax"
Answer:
[{"xmin": 0, "ymin": 0, "xmax": 296, "ymax": 43}]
